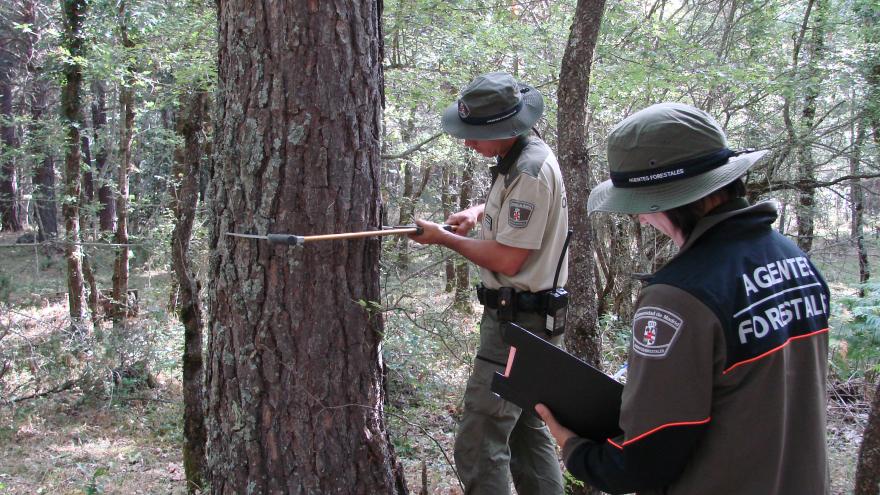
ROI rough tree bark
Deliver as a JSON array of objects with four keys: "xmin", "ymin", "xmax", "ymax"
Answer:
[
  {"xmin": 111, "ymin": 0, "xmax": 134, "ymax": 325},
  {"xmin": 206, "ymin": 1, "xmax": 406, "ymax": 492},
  {"xmin": 59, "ymin": 0, "xmax": 87, "ymax": 322},
  {"xmin": 0, "ymin": 36, "xmax": 23, "ymax": 232},
  {"xmin": 853, "ymin": 10, "xmax": 879, "ymax": 489},
  {"xmin": 171, "ymin": 89, "xmax": 208, "ymax": 493},
  {"xmin": 557, "ymin": 0, "xmax": 606, "ymax": 371},
  {"xmin": 453, "ymin": 156, "xmax": 475, "ymax": 311},
  {"xmin": 856, "ymin": 380, "xmax": 880, "ymax": 495},
  {"xmin": 557, "ymin": 4, "xmax": 607, "ymax": 491},
  {"xmin": 849, "ymin": 121, "xmax": 869, "ymax": 296},
  {"xmin": 442, "ymin": 165, "xmax": 456, "ymax": 292},
  {"xmin": 91, "ymin": 81, "xmax": 115, "ymax": 232},
  {"xmin": 30, "ymin": 83, "xmax": 57, "ymax": 240},
  {"xmin": 784, "ymin": 0, "xmax": 828, "ymax": 253}
]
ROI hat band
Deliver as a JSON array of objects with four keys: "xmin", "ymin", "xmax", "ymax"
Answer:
[
  {"xmin": 460, "ymin": 101, "xmax": 523, "ymax": 126},
  {"xmin": 610, "ymin": 148, "xmax": 736, "ymax": 188}
]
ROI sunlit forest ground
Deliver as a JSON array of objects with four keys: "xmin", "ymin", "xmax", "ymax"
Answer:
[{"xmin": 0, "ymin": 231, "xmax": 875, "ymax": 494}]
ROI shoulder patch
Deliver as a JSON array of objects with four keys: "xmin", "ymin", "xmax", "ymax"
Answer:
[
  {"xmin": 631, "ymin": 306, "xmax": 684, "ymax": 359},
  {"xmin": 508, "ymin": 200, "xmax": 534, "ymax": 228}
]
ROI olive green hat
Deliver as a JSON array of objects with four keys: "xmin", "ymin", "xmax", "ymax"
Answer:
[
  {"xmin": 441, "ymin": 72, "xmax": 544, "ymax": 140},
  {"xmin": 587, "ymin": 102, "xmax": 769, "ymax": 214}
]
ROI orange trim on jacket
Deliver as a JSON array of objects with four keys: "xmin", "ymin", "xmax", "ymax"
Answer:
[
  {"xmin": 723, "ymin": 328, "xmax": 829, "ymax": 375},
  {"xmin": 608, "ymin": 417, "xmax": 712, "ymax": 450}
]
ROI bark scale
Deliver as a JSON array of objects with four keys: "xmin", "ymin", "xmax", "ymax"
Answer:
[{"xmin": 206, "ymin": 1, "xmax": 406, "ymax": 492}]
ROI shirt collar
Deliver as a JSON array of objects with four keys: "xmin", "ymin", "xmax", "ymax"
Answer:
[{"xmin": 489, "ymin": 134, "xmax": 531, "ymax": 180}]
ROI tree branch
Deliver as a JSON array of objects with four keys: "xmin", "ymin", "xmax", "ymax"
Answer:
[{"xmin": 382, "ymin": 132, "xmax": 443, "ymax": 160}]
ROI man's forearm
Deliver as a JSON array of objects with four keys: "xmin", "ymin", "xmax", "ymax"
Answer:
[{"xmin": 440, "ymin": 234, "xmax": 528, "ymax": 277}]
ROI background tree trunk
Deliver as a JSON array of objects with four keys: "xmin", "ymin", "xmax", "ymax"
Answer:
[
  {"xmin": 171, "ymin": 88, "xmax": 208, "ymax": 493},
  {"xmin": 855, "ymin": 379, "xmax": 880, "ymax": 495},
  {"xmin": 0, "ymin": 60, "xmax": 23, "ymax": 232},
  {"xmin": 111, "ymin": 1, "xmax": 134, "ymax": 325},
  {"xmin": 442, "ymin": 165, "xmax": 456, "ymax": 292},
  {"xmin": 453, "ymin": 156, "xmax": 475, "ymax": 311},
  {"xmin": 60, "ymin": 0, "xmax": 87, "ymax": 322},
  {"xmin": 91, "ymin": 81, "xmax": 115, "ymax": 232},
  {"xmin": 557, "ymin": 0, "xmax": 606, "ymax": 368},
  {"xmin": 206, "ymin": 0, "xmax": 406, "ymax": 492},
  {"xmin": 849, "ymin": 120, "xmax": 869, "ymax": 297},
  {"xmin": 30, "ymin": 84, "xmax": 57, "ymax": 240},
  {"xmin": 557, "ymin": 3, "xmax": 607, "ymax": 490}
]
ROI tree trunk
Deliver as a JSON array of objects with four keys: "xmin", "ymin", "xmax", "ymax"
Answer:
[
  {"xmin": 453, "ymin": 156, "xmax": 475, "ymax": 311},
  {"xmin": 206, "ymin": 1, "xmax": 406, "ymax": 492},
  {"xmin": 60, "ymin": 0, "xmax": 87, "ymax": 322},
  {"xmin": 111, "ymin": 1, "xmax": 134, "ymax": 325},
  {"xmin": 792, "ymin": 0, "xmax": 828, "ymax": 253},
  {"xmin": 91, "ymin": 81, "xmax": 115, "ymax": 232},
  {"xmin": 81, "ymin": 135, "xmax": 94, "ymax": 205},
  {"xmin": 557, "ymin": 0, "xmax": 606, "ymax": 370},
  {"xmin": 171, "ymin": 89, "xmax": 209, "ymax": 493},
  {"xmin": 850, "ymin": 120, "xmax": 869, "ymax": 297},
  {"xmin": 0, "ymin": 67, "xmax": 23, "ymax": 232},
  {"xmin": 855, "ymin": 380, "xmax": 880, "ymax": 495},
  {"xmin": 558, "ymin": 3, "xmax": 607, "ymax": 491},
  {"xmin": 31, "ymin": 84, "xmax": 57, "ymax": 240},
  {"xmin": 442, "ymin": 165, "xmax": 456, "ymax": 292}
]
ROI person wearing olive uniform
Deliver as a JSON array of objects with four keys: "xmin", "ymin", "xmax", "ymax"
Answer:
[
  {"xmin": 536, "ymin": 102, "xmax": 830, "ymax": 495},
  {"xmin": 411, "ymin": 72, "xmax": 569, "ymax": 495}
]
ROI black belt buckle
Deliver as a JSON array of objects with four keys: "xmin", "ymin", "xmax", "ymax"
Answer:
[{"xmin": 497, "ymin": 287, "xmax": 515, "ymax": 322}]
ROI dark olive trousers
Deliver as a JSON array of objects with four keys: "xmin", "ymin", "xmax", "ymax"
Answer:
[{"xmin": 454, "ymin": 309, "xmax": 565, "ymax": 495}]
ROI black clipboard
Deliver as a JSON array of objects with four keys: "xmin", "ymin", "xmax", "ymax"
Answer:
[{"xmin": 490, "ymin": 322, "xmax": 623, "ymax": 442}]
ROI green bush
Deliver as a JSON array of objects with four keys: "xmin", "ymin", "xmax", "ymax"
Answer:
[{"xmin": 830, "ymin": 282, "xmax": 880, "ymax": 382}]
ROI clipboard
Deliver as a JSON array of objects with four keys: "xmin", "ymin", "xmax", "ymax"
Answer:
[{"xmin": 490, "ymin": 322, "xmax": 623, "ymax": 442}]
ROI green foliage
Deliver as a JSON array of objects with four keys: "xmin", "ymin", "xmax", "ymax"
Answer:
[
  {"xmin": 830, "ymin": 282, "xmax": 880, "ymax": 381},
  {"xmin": 563, "ymin": 470, "xmax": 585, "ymax": 494},
  {"xmin": 0, "ymin": 275, "xmax": 10, "ymax": 305},
  {"xmin": 85, "ymin": 465, "xmax": 109, "ymax": 495}
]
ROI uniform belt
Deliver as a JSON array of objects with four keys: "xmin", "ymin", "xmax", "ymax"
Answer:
[{"xmin": 476, "ymin": 285, "xmax": 547, "ymax": 313}]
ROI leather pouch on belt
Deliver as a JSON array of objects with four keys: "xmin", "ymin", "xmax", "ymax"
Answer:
[{"xmin": 497, "ymin": 287, "xmax": 515, "ymax": 322}]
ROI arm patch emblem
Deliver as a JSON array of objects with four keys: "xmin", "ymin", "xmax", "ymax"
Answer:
[
  {"xmin": 632, "ymin": 306, "xmax": 684, "ymax": 359},
  {"xmin": 508, "ymin": 200, "xmax": 535, "ymax": 228}
]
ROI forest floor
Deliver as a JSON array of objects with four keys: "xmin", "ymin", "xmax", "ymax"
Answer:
[{"xmin": 0, "ymin": 232, "xmax": 873, "ymax": 494}]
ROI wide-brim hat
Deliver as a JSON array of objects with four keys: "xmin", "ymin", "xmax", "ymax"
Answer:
[
  {"xmin": 441, "ymin": 72, "xmax": 544, "ymax": 140},
  {"xmin": 587, "ymin": 102, "xmax": 769, "ymax": 214}
]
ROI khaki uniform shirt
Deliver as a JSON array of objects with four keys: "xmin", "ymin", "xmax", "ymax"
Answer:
[{"xmin": 479, "ymin": 135, "xmax": 568, "ymax": 292}]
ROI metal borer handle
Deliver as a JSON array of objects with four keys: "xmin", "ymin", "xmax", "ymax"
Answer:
[{"xmin": 266, "ymin": 234, "xmax": 304, "ymax": 246}]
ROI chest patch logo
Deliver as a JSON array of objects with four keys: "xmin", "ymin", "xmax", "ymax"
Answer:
[
  {"xmin": 484, "ymin": 213, "xmax": 493, "ymax": 232},
  {"xmin": 632, "ymin": 306, "xmax": 684, "ymax": 359},
  {"xmin": 508, "ymin": 200, "xmax": 535, "ymax": 228}
]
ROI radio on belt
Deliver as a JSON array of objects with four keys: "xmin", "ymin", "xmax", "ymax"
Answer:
[
  {"xmin": 544, "ymin": 287, "xmax": 569, "ymax": 337},
  {"xmin": 544, "ymin": 230, "xmax": 573, "ymax": 337}
]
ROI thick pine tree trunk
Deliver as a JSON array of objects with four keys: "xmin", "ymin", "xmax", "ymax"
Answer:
[
  {"xmin": 60, "ymin": 0, "xmax": 87, "ymax": 322},
  {"xmin": 171, "ymin": 89, "xmax": 208, "ymax": 493},
  {"xmin": 206, "ymin": 1, "xmax": 406, "ymax": 492}
]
